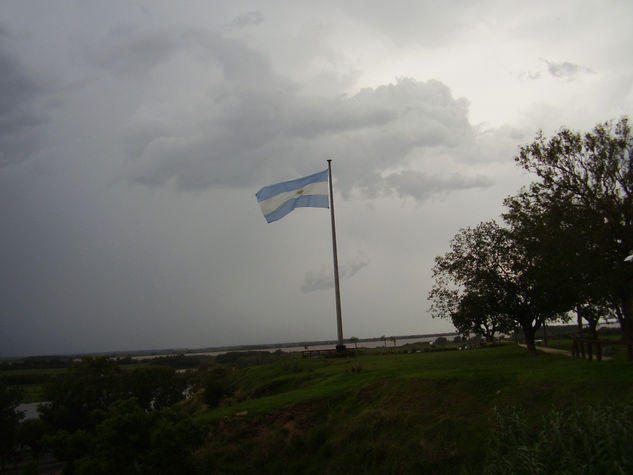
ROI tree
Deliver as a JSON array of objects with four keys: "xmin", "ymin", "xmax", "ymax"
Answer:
[
  {"xmin": 49, "ymin": 399, "xmax": 202, "ymax": 474},
  {"xmin": 429, "ymin": 221, "xmax": 567, "ymax": 355},
  {"xmin": 574, "ymin": 303, "xmax": 616, "ymax": 338},
  {"xmin": 349, "ymin": 337, "xmax": 359, "ymax": 351},
  {"xmin": 125, "ymin": 366, "xmax": 186, "ymax": 411},
  {"xmin": 40, "ymin": 357, "xmax": 123, "ymax": 432},
  {"xmin": 510, "ymin": 117, "xmax": 633, "ymax": 340},
  {"xmin": 390, "ymin": 336, "xmax": 397, "ymax": 347},
  {"xmin": 203, "ymin": 367, "xmax": 234, "ymax": 408},
  {"xmin": 18, "ymin": 418, "xmax": 46, "ymax": 460},
  {"xmin": 433, "ymin": 336, "xmax": 448, "ymax": 346},
  {"xmin": 504, "ymin": 186, "xmax": 610, "ymax": 345},
  {"xmin": 380, "ymin": 335, "xmax": 387, "ymax": 347},
  {"xmin": 0, "ymin": 383, "xmax": 24, "ymax": 471},
  {"xmin": 450, "ymin": 291, "xmax": 512, "ymax": 342}
]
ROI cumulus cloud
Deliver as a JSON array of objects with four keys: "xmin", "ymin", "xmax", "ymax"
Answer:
[
  {"xmin": 0, "ymin": 19, "xmax": 496, "ymax": 201},
  {"xmin": 302, "ymin": 254, "xmax": 370, "ymax": 292},
  {"xmin": 115, "ymin": 26, "xmax": 485, "ymax": 202}
]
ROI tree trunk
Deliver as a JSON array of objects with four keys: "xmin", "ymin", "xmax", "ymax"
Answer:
[
  {"xmin": 521, "ymin": 323, "xmax": 538, "ymax": 356},
  {"xmin": 620, "ymin": 292, "xmax": 633, "ymax": 342}
]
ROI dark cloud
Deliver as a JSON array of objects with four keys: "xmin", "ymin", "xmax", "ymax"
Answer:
[
  {"xmin": 119, "ymin": 28, "xmax": 479, "ymax": 202},
  {"xmin": 2, "ymin": 0, "xmax": 629, "ymax": 357},
  {"xmin": 385, "ymin": 171, "xmax": 493, "ymax": 201},
  {"xmin": 545, "ymin": 59, "xmax": 593, "ymax": 79},
  {"xmin": 83, "ymin": 25, "xmax": 180, "ymax": 75},
  {"xmin": 0, "ymin": 27, "xmax": 46, "ymax": 167},
  {"xmin": 519, "ymin": 60, "xmax": 593, "ymax": 82},
  {"xmin": 302, "ymin": 255, "xmax": 370, "ymax": 292}
]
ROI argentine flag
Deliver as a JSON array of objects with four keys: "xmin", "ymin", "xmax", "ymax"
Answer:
[{"xmin": 256, "ymin": 169, "xmax": 329, "ymax": 223}]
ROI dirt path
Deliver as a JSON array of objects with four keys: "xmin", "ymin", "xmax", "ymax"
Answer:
[{"xmin": 518, "ymin": 343, "xmax": 612, "ymax": 360}]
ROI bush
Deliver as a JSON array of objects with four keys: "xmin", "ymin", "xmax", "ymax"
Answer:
[
  {"xmin": 203, "ymin": 367, "xmax": 234, "ymax": 408},
  {"xmin": 483, "ymin": 403, "xmax": 633, "ymax": 474},
  {"xmin": 433, "ymin": 337, "xmax": 448, "ymax": 346}
]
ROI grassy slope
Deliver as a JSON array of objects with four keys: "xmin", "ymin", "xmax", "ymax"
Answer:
[{"xmin": 196, "ymin": 344, "xmax": 633, "ymax": 474}]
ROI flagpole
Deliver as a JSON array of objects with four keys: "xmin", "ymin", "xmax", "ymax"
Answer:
[{"xmin": 327, "ymin": 159, "xmax": 345, "ymax": 352}]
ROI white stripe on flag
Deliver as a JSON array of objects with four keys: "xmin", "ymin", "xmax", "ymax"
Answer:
[
  {"xmin": 258, "ymin": 180, "xmax": 328, "ymax": 216},
  {"xmin": 255, "ymin": 169, "xmax": 329, "ymax": 223}
]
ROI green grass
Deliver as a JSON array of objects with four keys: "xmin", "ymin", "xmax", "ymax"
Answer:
[
  {"xmin": 9, "ymin": 344, "xmax": 633, "ymax": 475},
  {"xmin": 194, "ymin": 344, "xmax": 633, "ymax": 473},
  {"xmin": 0, "ymin": 367, "xmax": 66, "ymax": 403},
  {"xmin": 11, "ymin": 344, "xmax": 633, "ymax": 473},
  {"xmin": 213, "ymin": 344, "xmax": 633, "ymax": 413}
]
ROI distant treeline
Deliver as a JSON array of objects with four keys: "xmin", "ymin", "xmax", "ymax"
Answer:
[
  {"xmin": 0, "ymin": 357, "xmax": 74, "ymax": 372},
  {"xmin": 0, "ymin": 353, "xmax": 201, "ymax": 372}
]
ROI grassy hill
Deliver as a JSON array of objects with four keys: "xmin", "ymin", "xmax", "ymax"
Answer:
[
  {"xmin": 191, "ymin": 343, "xmax": 633, "ymax": 473},
  {"xmin": 5, "ymin": 343, "xmax": 633, "ymax": 473}
]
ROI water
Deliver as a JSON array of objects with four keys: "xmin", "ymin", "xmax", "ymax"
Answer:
[
  {"xmin": 17, "ymin": 402, "xmax": 46, "ymax": 420},
  {"xmin": 132, "ymin": 335, "xmax": 446, "ymax": 360}
]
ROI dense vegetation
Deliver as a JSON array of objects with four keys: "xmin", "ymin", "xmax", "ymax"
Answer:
[
  {"xmin": 2, "ymin": 343, "xmax": 633, "ymax": 474},
  {"xmin": 430, "ymin": 118, "xmax": 633, "ymax": 354}
]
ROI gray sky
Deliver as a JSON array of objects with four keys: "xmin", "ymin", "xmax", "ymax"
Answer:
[{"xmin": 1, "ymin": 0, "xmax": 631, "ymax": 357}]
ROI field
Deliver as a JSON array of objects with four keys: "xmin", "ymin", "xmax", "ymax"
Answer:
[{"xmin": 4, "ymin": 343, "xmax": 633, "ymax": 473}]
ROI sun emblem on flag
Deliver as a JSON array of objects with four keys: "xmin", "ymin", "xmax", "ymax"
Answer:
[{"xmin": 296, "ymin": 189, "xmax": 304, "ymax": 195}]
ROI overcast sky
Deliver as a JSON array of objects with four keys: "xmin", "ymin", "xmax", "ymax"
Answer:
[{"xmin": 2, "ymin": 1, "xmax": 632, "ymax": 357}]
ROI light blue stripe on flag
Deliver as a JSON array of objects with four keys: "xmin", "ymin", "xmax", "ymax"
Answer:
[{"xmin": 256, "ymin": 169, "xmax": 329, "ymax": 223}]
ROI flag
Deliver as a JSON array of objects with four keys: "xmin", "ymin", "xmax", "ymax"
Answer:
[{"xmin": 256, "ymin": 169, "xmax": 329, "ymax": 223}]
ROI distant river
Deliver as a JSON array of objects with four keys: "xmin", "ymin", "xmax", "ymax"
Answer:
[
  {"xmin": 132, "ymin": 336, "xmax": 444, "ymax": 360},
  {"xmin": 17, "ymin": 402, "xmax": 46, "ymax": 420}
]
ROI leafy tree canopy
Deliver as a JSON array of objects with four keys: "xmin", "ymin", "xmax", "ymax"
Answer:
[
  {"xmin": 430, "ymin": 118, "xmax": 633, "ymax": 351},
  {"xmin": 508, "ymin": 117, "xmax": 633, "ymax": 339}
]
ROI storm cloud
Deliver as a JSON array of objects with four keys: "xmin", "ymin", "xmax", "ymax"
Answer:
[
  {"xmin": 0, "ymin": 27, "xmax": 47, "ymax": 167},
  {"xmin": 1, "ymin": 0, "xmax": 631, "ymax": 357}
]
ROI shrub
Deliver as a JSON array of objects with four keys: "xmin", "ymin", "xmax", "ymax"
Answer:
[
  {"xmin": 433, "ymin": 337, "xmax": 448, "ymax": 346},
  {"xmin": 203, "ymin": 367, "xmax": 234, "ymax": 408},
  {"xmin": 483, "ymin": 403, "xmax": 633, "ymax": 474}
]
